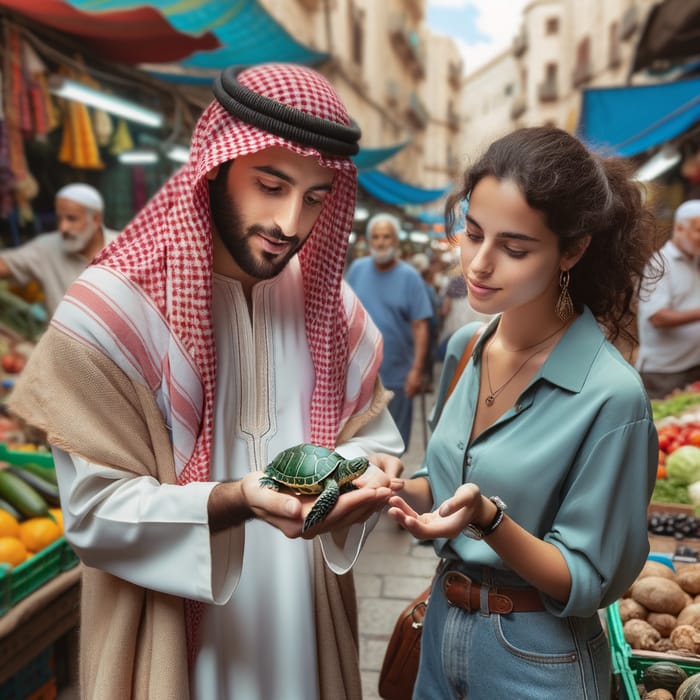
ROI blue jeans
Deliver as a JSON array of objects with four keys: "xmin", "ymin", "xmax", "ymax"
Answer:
[{"xmin": 414, "ymin": 564, "xmax": 611, "ymax": 699}]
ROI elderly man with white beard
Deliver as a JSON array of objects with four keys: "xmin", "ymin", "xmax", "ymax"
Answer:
[{"xmin": 0, "ymin": 183, "xmax": 119, "ymax": 316}]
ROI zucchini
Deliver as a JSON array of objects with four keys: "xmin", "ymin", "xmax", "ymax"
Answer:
[
  {"xmin": 7, "ymin": 467, "xmax": 60, "ymax": 506},
  {"xmin": 0, "ymin": 496, "xmax": 22, "ymax": 521},
  {"xmin": 0, "ymin": 469, "xmax": 49, "ymax": 517},
  {"xmin": 19, "ymin": 462, "xmax": 58, "ymax": 486}
]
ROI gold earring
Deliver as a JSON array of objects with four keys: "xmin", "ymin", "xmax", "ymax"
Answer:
[{"xmin": 555, "ymin": 269, "xmax": 574, "ymax": 321}]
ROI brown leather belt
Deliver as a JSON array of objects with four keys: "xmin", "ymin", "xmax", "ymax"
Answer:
[{"xmin": 442, "ymin": 571, "xmax": 545, "ymax": 614}]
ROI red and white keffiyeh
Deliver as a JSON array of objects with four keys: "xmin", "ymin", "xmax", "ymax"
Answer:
[{"xmin": 90, "ymin": 63, "xmax": 371, "ymax": 486}]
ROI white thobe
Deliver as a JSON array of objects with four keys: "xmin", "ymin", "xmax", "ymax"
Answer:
[{"xmin": 52, "ymin": 261, "xmax": 403, "ymax": 700}]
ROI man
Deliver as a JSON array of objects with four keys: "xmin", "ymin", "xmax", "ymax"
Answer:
[
  {"xmin": 346, "ymin": 213, "xmax": 433, "ymax": 451},
  {"xmin": 0, "ymin": 183, "xmax": 119, "ymax": 315},
  {"xmin": 9, "ymin": 64, "xmax": 403, "ymax": 700},
  {"xmin": 637, "ymin": 199, "xmax": 700, "ymax": 398}
]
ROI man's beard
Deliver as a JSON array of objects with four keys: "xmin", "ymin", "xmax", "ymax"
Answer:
[
  {"xmin": 209, "ymin": 168, "xmax": 304, "ymax": 281},
  {"xmin": 62, "ymin": 220, "xmax": 96, "ymax": 253},
  {"xmin": 370, "ymin": 246, "xmax": 398, "ymax": 265}
]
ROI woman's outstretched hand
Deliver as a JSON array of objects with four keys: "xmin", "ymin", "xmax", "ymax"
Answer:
[{"xmin": 387, "ymin": 483, "xmax": 485, "ymax": 540}]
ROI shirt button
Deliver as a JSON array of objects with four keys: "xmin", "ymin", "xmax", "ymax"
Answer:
[
  {"xmin": 466, "ymin": 455, "xmax": 472, "ymax": 465},
  {"xmin": 515, "ymin": 404, "xmax": 523, "ymax": 412}
]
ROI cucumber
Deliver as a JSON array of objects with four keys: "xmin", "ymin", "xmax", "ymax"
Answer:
[
  {"xmin": 0, "ymin": 470, "xmax": 49, "ymax": 517},
  {"xmin": 17, "ymin": 462, "xmax": 58, "ymax": 486},
  {"xmin": 0, "ymin": 496, "xmax": 22, "ymax": 521},
  {"xmin": 7, "ymin": 467, "xmax": 61, "ymax": 506}
]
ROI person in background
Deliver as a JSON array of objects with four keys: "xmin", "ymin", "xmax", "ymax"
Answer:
[
  {"xmin": 0, "ymin": 183, "xmax": 119, "ymax": 316},
  {"xmin": 636, "ymin": 199, "xmax": 700, "ymax": 398},
  {"xmin": 373, "ymin": 126, "xmax": 659, "ymax": 698},
  {"xmin": 411, "ymin": 252, "xmax": 441, "ymax": 392},
  {"xmin": 346, "ymin": 213, "xmax": 433, "ymax": 453},
  {"xmin": 9, "ymin": 63, "xmax": 404, "ymax": 700}
]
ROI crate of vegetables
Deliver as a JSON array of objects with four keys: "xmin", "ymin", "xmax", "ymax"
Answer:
[{"xmin": 607, "ymin": 559, "xmax": 700, "ymax": 698}]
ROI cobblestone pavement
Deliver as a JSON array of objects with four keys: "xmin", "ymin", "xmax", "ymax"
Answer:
[{"xmin": 356, "ymin": 390, "xmax": 439, "ymax": 700}]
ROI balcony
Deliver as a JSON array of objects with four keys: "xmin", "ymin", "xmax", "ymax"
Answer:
[
  {"xmin": 513, "ymin": 29, "xmax": 528, "ymax": 57},
  {"xmin": 386, "ymin": 79, "xmax": 402, "ymax": 107},
  {"xmin": 572, "ymin": 59, "xmax": 593, "ymax": 87},
  {"xmin": 448, "ymin": 59, "xmax": 463, "ymax": 89},
  {"xmin": 447, "ymin": 104, "xmax": 460, "ymax": 131},
  {"xmin": 510, "ymin": 96, "xmax": 527, "ymax": 120},
  {"xmin": 389, "ymin": 14, "xmax": 426, "ymax": 79},
  {"xmin": 406, "ymin": 92, "xmax": 429, "ymax": 130},
  {"xmin": 537, "ymin": 79, "xmax": 558, "ymax": 103}
]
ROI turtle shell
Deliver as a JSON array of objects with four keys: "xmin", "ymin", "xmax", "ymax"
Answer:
[{"xmin": 265, "ymin": 443, "xmax": 344, "ymax": 493}]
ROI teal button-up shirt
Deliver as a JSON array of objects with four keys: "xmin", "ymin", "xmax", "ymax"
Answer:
[{"xmin": 415, "ymin": 307, "xmax": 657, "ymax": 618}]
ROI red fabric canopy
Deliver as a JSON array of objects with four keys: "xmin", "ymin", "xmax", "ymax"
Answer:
[{"xmin": 0, "ymin": 0, "xmax": 220, "ymax": 63}]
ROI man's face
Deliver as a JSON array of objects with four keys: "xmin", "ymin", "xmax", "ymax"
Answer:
[
  {"xmin": 674, "ymin": 215, "xmax": 700, "ymax": 258},
  {"xmin": 55, "ymin": 197, "xmax": 100, "ymax": 253},
  {"xmin": 368, "ymin": 220, "xmax": 399, "ymax": 265},
  {"xmin": 208, "ymin": 146, "xmax": 335, "ymax": 284}
]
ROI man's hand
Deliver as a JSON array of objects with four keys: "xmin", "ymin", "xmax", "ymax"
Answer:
[
  {"xmin": 209, "ymin": 471, "xmax": 305, "ymax": 538},
  {"xmin": 299, "ymin": 464, "xmax": 398, "ymax": 539}
]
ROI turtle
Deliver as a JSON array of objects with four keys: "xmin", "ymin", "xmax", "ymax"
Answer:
[{"xmin": 259, "ymin": 443, "xmax": 370, "ymax": 533}]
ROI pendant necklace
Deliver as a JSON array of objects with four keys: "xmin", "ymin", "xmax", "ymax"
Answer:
[{"xmin": 483, "ymin": 323, "xmax": 567, "ymax": 407}]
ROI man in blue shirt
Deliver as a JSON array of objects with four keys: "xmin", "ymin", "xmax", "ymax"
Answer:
[{"xmin": 347, "ymin": 213, "xmax": 433, "ymax": 452}]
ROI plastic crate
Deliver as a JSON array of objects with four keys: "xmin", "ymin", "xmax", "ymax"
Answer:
[
  {"xmin": 0, "ymin": 537, "xmax": 78, "ymax": 617},
  {"xmin": 0, "ymin": 646, "xmax": 55, "ymax": 700},
  {"xmin": 0, "ymin": 445, "xmax": 53, "ymax": 469},
  {"xmin": 607, "ymin": 599, "xmax": 700, "ymax": 699}
]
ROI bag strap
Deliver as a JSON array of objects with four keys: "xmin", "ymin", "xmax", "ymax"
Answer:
[{"xmin": 445, "ymin": 323, "xmax": 487, "ymax": 402}]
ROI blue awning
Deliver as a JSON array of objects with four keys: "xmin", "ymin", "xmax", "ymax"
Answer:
[
  {"xmin": 357, "ymin": 170, "xmax": 451, "ymax": 206},
  {"xmin": 352, "ymin": 142, "xmax": 409, "ymax": 171},
  {"xmin": 59, "ymin": 0, "xmax": 327, "ymax": 75},
  {"xmin": 577, "ymin": 77, "xmax": 700, "ymax": 157}
]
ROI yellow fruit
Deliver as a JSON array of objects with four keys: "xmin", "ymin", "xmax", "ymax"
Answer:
[
  {"xmin": 0, "ymin": 536, "xmax": 28, "ymax": 566},
  {"xmin": 18, "ymin": 517, "xmax": 62, "ymax": 553},
  {"xmin": 0, "ymin": 509, "xmax": 20, "ymax": 538},
  {"xmin": 48, "ymin": 508, "xmax": 64, "ymax": 533}
]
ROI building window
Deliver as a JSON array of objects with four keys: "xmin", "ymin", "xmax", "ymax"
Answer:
[
  {"xmin": 572, "ymin": 36, "xmax": 592, "ymax": 86},
  {"xmin": 609, "ymin": 21, "xmax": 622, "ymax": 68},
  {"xmin": 545, "ymin": 17, "xmax": 559, "ymax": 35},
  {"xmin": 350, "ymin": 4, "xmax": 364, "ymax": 66}
]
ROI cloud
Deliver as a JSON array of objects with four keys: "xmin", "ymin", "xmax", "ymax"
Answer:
[{"xmin": 427, "ymin": 0, "xmax": 530, "ymax": 73}]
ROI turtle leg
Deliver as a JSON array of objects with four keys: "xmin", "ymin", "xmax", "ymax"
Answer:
[
  {"xmin": 302, "ymin": 479, "xmax": 339, "ymax": 533},
  {"xmin": 259, "ymin": 475, "xmax": 280, "ymax": 490}
]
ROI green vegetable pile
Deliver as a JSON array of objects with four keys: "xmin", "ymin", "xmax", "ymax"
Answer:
[{"xmin": 652, "ymin": 393, "xmax": 700, "ymax": 421}]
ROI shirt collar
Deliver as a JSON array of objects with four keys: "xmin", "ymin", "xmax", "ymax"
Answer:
[{"xmin": 473, "ymin": 307, "xmax": 604, "ymax": 395}]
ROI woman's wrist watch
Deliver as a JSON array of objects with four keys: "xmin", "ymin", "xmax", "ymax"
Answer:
[{"xmin": 462, "ymin": 496, "xmax": 508, "ymax": 540}]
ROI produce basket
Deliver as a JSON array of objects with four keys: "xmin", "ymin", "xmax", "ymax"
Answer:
[
  {"xmin": 607, "ymin": 599, "xmax": 700, "ymax": 699},
  {"xmin": 0, "ymin": 537, "xmax": 78, "ymax": 616},
  {"xmin": 0, "ymin": 443, "xmax": 53, "ymax": 469}
]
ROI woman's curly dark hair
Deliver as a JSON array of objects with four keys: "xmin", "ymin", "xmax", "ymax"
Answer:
[{"xmin": 444, "ymin": 126, "xmax": 662, "ymax": 346}]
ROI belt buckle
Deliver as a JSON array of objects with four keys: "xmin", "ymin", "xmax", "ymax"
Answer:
[{"xmin": 442, "ymin": 571, "xmax": 474, "ymax": 612}]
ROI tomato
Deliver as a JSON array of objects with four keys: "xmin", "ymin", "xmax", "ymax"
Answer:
[
  {"xmin": 658, "ymin": 433, "xmax": 671, "ymax": 451},
  {"xmin": 657, "ymin": 464, "xmax": 668, "ymax": 479},
  {"xmin": 658, "ymin": 450, "xmax": 666, "ymax": 465},
  {"xmin": 690, "ymin": 429, "xmax": 700, "ymax": 447}
]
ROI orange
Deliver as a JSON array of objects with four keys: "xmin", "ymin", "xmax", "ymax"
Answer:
[
  {"xmin": 18, "ymin": 517, "xmax": 62, "ymax": 553},
  {"xmin": 0, "ymin": 536, "xmax": 28, "ymax": 566},
  {"xmin": 0, "ymin": 509, "xmax": 20, "ymax": 538},
  {"xmin": 48, "ymin": 508, "xmax": 64, "ymax": 533}
]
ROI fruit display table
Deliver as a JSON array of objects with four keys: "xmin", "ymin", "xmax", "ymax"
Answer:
[{"xmin": 0, "ymin": 565, "xmax": 81, "ymax": 686}]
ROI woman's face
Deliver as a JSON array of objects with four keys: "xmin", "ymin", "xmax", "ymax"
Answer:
[{"xmin": 459, "ymin": 176, "xmax": 567, "ymax": 318}]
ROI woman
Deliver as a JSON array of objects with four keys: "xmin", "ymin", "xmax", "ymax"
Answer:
[{"xmin": 384, "ymin": 126, "xmax": 661, "ymax": 699}]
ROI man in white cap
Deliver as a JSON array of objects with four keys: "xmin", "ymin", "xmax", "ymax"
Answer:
[
  {"xmin": 0, "ymin": 183, "xmax": 119, "ymax": 315},
  {"xmin": 636, "ymin": 199, "xmax": 700, "ymax": 397}
]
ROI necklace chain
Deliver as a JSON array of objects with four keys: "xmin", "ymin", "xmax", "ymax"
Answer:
[
  {"xmin": 499, "ymin": 322, "xmax": 568, "ymax": 353},
  {"xmin": 483, "ymin": 324, "xmax": 567, "ymax": 406}
]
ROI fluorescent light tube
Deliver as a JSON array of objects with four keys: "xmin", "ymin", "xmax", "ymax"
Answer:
[
  {"xmin": 118, "ymin": 150, "xmax": 159, "ymax": 165},
  {"xmin": 48, "ymin": 76, "xmax": 164, "ymax": 128}
]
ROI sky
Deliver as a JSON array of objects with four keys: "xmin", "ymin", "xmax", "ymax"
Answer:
[{"xmin": 426, "ymin": 0, "xmax": 530, "ymax": 74}]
